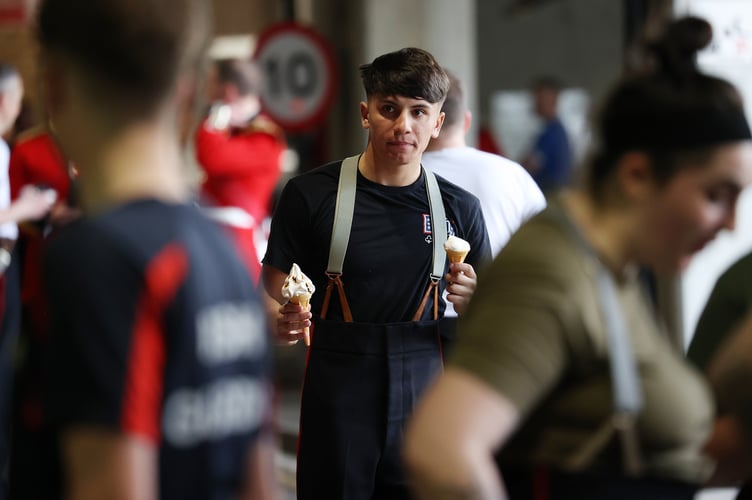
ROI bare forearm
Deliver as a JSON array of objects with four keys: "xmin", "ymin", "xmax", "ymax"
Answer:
[
  {"xmin": 63, "ymin": 429, "xmax": 157, "ymax": 500},
  {"xmin": 405, "ymin": 369, "xmax": 517, "ymax": 500},
  {"xmin": 240, "ymin": 433, "xmax": 278, "ymax": 500},
  {"xmin": 409, "ymin": 462, "xmax": 505, "ymax": 500},
  {"xmin": 261, "ymin": 265, "xmax": 286, "ymax": 304}
]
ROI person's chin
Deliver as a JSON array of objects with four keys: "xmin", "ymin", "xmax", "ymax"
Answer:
[{"xmin": 387, "ymin": 151, "xmax": 417, "ymax": 165}]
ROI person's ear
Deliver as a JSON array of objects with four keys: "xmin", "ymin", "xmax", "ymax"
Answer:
[
  {"xmin": 463, "ymin": 110, "xmax": 472, "ymax": 135},
  {"xmin": 616, "ymin": 151, "xmax": 654, "ymax": 201},
  {"xmin": 432, "ymin": 111, "xmax": 445, "ymax": 138},
  {"xmin": 360, "ymin": 101, "xmax": 369, "ymax": 129}
]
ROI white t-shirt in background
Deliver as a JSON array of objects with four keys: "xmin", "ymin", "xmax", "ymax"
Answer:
[{"xmin": 423, "ymin": 146, "xmax": 546, "ymax": 317}]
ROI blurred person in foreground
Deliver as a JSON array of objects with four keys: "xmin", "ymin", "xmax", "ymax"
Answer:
[
  {"xmin": 406, "ymin": 17, "xmax": 752, "ymax": 500},
  {"xmin": 195, "ymin": 58, "xmax": 286, "ymax": 283},
  {"xmin": 263, "ymin": 47, "xmax": 490, "ymax": 499},
  {"xmin": 422, "ymin": 71, "xmax": 546, "ymax": 346},
  {"xmin": 31, "ymin": 0, "xmax": 274, "ymax": 499}
]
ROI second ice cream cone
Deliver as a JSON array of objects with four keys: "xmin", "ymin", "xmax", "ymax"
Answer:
[
  {"xmin": 444, "ymin": 235, "xmax": 471, "ymax": 264},
  {"xmin": 446, "ymin": 249, "xmax": 469, "ymax": 264}
]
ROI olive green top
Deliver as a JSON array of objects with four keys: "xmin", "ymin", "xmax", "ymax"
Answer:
[
  {"xmin": 451, "ymin": 203, "xmax": 714, "ymax": 484},
  {"xmin": 688, "ymin": 251, "xmax": 752, "ymax": 371}
]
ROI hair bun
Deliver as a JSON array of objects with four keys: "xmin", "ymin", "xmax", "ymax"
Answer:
[{"xmin": 650, "ymin": 16, "xmax": 713, "ymax": 81}]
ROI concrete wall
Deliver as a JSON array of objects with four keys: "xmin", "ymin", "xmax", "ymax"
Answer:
[
  {"xmin": 363, "ymin": 0, "xmax": 478, "ymax": 145},
  {"xmin": 476, "ymin": 0, "xmax": 624, "ymax": 120},
  {"xmin": 213, "ymin": 0, "xmax": 282, "ymax": 35}
]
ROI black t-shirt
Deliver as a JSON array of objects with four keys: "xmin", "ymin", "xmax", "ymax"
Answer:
[
  {"xmin": 44, "ymin": 200, "xmax": 271, "ymax": 500},
  {"xmin": 263, "ymin": 160, "xmax": 491, "ymax": 323}
]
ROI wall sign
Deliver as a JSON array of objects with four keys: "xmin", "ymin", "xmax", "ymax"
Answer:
[{"xmin": 254, "ymin": 22, "xmax": 338, "ymax": 132}]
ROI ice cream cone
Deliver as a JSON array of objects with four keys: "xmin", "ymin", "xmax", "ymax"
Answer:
[
  {"xmin": 291, "ymin": 292, "xmax": 312, "ymax": 346},
  {"xmin": 444, "ymin": 235, "xmax": 471, "ymax": 264},
  {"xmin": 445, "ymin": 249, "xmax": 469, "ymax": 264},
  {"xmin": 281, "ymin": 263, "xmax": 316, "ymax": 346}
]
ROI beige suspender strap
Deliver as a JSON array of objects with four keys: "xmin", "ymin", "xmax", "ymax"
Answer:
[
  {"xmin": 326, "ymin": 155, "xmax": 359, "ymax": 276},
  {"xmin": 424, "ymin": 167, "xmax": 447, "ymax": 281},
  {"xmin": 325, "ymin": 157, "xmax": 447, "ymax": 322},
  {"xmin": 416, "ymin": 168, "xmax": 446, "ymax": 321}
]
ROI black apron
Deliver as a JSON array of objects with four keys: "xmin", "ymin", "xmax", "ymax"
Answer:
[{"xmin": 296, "ymin": 156, "xmax": 447, "ymax": 500}]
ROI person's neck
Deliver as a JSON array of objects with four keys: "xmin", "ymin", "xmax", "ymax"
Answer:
[
  {"xmin": 77, "ymin": 122, "xmax": 189, "ymax": 214},
  {"xmin": 560, "ymin": 190, "xmax": 636, "ymax": 275},
  {"xmin": 358, "ymin": 144, "xmax": 422, "ymax": 187},
  {"xmin": 425, "ymin": 128, "xmax": 466, "ymax": 151}
]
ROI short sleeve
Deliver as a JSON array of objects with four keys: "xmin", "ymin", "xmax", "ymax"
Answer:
[
  {"xmin": 44, "ymin": 224, "xmax": 145, "ymax": 431},
  {"xmin": 450, "ymin": 225, "xmax": 575, "ymax": 417},
  {"xmin": 262, "ymin": 178, "xmax": 314, "ymax": 274}
]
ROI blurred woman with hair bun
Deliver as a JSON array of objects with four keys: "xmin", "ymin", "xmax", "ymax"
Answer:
[{"xmin": 406, "ymin": 16, "xmax": 752, "ymax": 500}]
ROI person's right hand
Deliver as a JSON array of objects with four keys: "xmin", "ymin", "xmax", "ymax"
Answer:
[
  {"xmin": 276, "ymin": 301, "xmax": 312, "ymax": 345},
  {"xmin": 48, "ymin": 203, "xmax": 82, "ymax": 227},
  {"xmin": 15, "ymin": 185, "xmax": 56, "ymax": 222}
]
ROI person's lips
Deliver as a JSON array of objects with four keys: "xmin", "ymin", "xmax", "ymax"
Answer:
[{"xmin": 387, "ymin": 140, "xmax": 415, "ymax": 149}]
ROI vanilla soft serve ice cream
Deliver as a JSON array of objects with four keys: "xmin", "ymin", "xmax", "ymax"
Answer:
[
  {"xmin": 444, "ymin": 235, "xmax": 470, "ymax": 264},
  {"xmin": 281, "ymin": 263, "xmax": 315, "ymax": 301}
]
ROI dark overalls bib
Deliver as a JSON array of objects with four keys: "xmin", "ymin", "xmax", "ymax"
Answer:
[{"xmin": 296, "ymin": 156, "xmax": 448, "ymax": 500}]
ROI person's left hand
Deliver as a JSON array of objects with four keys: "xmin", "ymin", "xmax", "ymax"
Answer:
[{"xmin": 445, "ymin": 262, "xmax": 477, "ymax": 316}]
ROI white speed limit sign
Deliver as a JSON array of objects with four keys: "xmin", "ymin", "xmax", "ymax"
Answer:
[{"xmin": 254, "ymin": 22, "xmax": 338, "ymax": 132}]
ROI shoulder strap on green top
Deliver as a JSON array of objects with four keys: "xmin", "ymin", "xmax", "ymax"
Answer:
[{"xmin": 548, "ymin": 204, "xmax": 643, "ymax": 476}]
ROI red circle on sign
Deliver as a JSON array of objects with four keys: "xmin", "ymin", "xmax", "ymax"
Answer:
[{"xmin": 254, "ymin": 22, "xmax": 338, "ymax": 133}]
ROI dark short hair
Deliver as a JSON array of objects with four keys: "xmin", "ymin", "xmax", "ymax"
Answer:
[
  {"xmin": 587, "ymin": 16, "xmax": 751, "ymax": 201},
  {"xmin": 440, "ymin": 71, "xmax": 465, "ymax": 129},
  {"xmin": 532, "ymin": 76, "xmax": 563, "ymax": 93},
  {"xmin": 37, "ymin": 0, "xmax": 211, "ymax": 119},
  {"xmin": 359, "ymin": 47, "xmax": 449, "ymax": 104},
  {"xmin": 215, "ymin": 59, "xmax": 263, "ymax": 97}
]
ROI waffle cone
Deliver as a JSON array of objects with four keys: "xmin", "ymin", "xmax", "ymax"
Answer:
[
  {"xmin": 291, "ymin": 293, "xmax": 312, "ymax": 345},
  {"xmin": 291, "ymin": 293, "xmax": 311, "ymax": 308},
  {"xmin": 446, "ymin": 249, "xmax": 468, "ymax": 264}
]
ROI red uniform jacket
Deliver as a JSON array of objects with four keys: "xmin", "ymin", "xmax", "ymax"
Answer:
[
  {"xmin": 10, "ymin": 129, "xmax": 71, "ymax": 333},
  {"xmin": 195, "ymin": 114, "xmax": 286, "ymax": 281}
]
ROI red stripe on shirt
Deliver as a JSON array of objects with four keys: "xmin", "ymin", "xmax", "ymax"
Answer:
[{"xmin": 121, "ymin": 243, "xmax": 188, "ymax": 442}]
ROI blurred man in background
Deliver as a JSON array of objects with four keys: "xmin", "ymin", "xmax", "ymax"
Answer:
[
  {"xmin": 195, "ymin": 58, "xmax": 286, "ymax": 283},
  {"xmin": 522, "ymin": 76, "xmax": 573, "ymax": 194}
]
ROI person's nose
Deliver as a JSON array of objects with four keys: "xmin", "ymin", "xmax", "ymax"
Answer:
[
  {"xmin": 394, "ymin": 110, "xmax": 413, "ymax": 135},
  {"xmin": 722, "ymin": 206, "xmax": 737, "ymax": 232}
]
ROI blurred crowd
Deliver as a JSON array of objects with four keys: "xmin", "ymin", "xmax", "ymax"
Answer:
[{"xmin": 0, "ymin": 2, "xmax": 751, "ymax": 500}]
